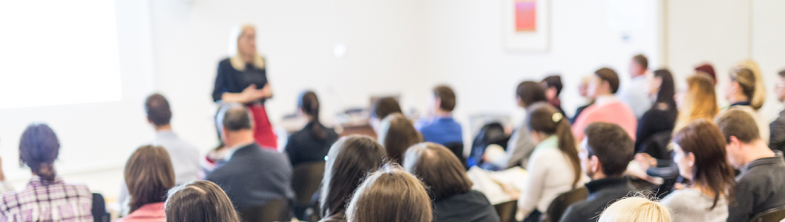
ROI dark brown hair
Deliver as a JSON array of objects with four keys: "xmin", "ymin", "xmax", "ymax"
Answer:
[
  {"xmin": 403, "ymin": 143, "xmax": 472, "ymax": 202},
  {"xmin": 320, "ymin": 135, "xmax": 386, "ymax": 220},
  {"xmin": 715, "ymin": 109, "xmax": 760, "ymax": 143},
  {"xmin": 541, "ymin": 75, "xmax": 563, "ymax": 96},
  {"xmin": 433, "ymin": 85, "xmax": 456, "ymax": 112},
  {"xmin": 730, "ymin": 68, "xmax": 757, "ymax": 107},
  {"xmin": 165, "ymin": 180, "xmax": 241, "ymax": 222},
  {"xmin": 526, "ymin": 103, "xmax": 582, "ymax": 187},
  {"xmin": 378, "ymin": 113, "xmax": 422, "ymax": 165},
  {"xmin": 145, "ymin": 93, "xmax": 172, "ymax": 126},
  {"xmin": 632, "ymin": 54, "xmax": 649, "ymax": 70},
  {"xmin": 516, "ymin": 81, "xmax": 548, "ymax": 108},
  {"xmin": 371, "ymin": 97, "xmax": 402, "ymax": 119},
  {"xmin": 595, "ymin": 68, "xmax": 621, "ymax": 93},
  {"xmin": 299, "ymin": 91, "xmax": 328, "ymax": 139},
  {"xmin": 673, "ymin": 119, "xmax": 736, "ymax": 209},
  {"xmin": 346, "ymin": 164, "xmax": 432, "ymax": 222},
  {"xmin": 125, "ymin": 145, "xmax": 175, "ymax": 213},
  {"xmin": 19, "ymin": 124, "xmax": 59, "ymax": 181},
  {"xmin": 653, "ymin": 69, "xmax": 677, "ymax": 113},
  {"xmin": 584, "ymin": 122, "xmax": 635, "ymax": 177},
  {"xmin": 778, "ymin": 69, "xmax": 785, "ymax": 78}
]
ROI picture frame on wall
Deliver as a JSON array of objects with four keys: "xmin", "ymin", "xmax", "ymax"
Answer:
[{"xmin": 503, "ymin": 0, "xmax": 549, "ymax": 52}]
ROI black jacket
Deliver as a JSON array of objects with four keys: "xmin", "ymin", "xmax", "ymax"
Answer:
[
  {"xmin": 559, "ymin": 177, "xmax": 637, "ymax": 222},
  {"xmin": 728, "ymin": 152, "xmax": 785, "ymax": 222},
  {"xmin": 433, "ymin": 190, "xmax": 500, "ymax": 222},
  {"xmin": 285, "ymin": 122, "xmax": 339, "ymax": 166}
]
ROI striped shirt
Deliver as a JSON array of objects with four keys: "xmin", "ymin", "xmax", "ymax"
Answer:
[{"xmin": 0, "ymin": 176, "xmax": 93, "ymax": 222}]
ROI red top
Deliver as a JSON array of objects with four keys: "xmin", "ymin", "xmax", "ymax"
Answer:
[
  {"xmin": 572, "ymin": 99, "xmax": 637, "ymax": 141},
  {"xmin": 113, "ymin": 202, "xmax": 166, "ymax": 222}
]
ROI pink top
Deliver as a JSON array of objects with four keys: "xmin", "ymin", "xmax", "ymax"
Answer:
[
  {"xmin": 572, "ymin": 98, "xmax": 637, "ymax": 141},
  {"xmin": 114, "ymin": 202, "xmax": 166, "ymax": 222}
]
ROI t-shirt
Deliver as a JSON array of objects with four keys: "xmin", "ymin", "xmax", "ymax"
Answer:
[
  {"xmin": 661, "ymin": 188, "xmax": 728, "ymax": 222},
  {"xmin": 415, "ymin": 116, "xmax": 463, "ymax": 145}
]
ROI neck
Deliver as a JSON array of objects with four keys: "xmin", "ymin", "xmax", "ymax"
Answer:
[
  {"xmin": 741, "ymin": 140, "xmax": 776, "ymax": 166},
  {"xmin": 729, "ymin": 94, "xmax": 749, "ymax": 105},
  {"xmin": 590, "ymin": 171, "xmax": 608, "ymax": 181},
  {"xmin": 224, "ymin": 131, "xmax": 256, "ymax": 148},
  {"xmin": 305, "ymin": 115, "xmax": 316, "ymax": 123},
  {"xmin": 154, "ymin": 124, "xmax": 172, "ymax": 132},
  {"xmin": 242, "ymin": 54, "xmax": 253, "ymax": 64},
  {"xmin": 691, "ymin": 183, "xmax": 717, "ymax": 197},
  {"xmin": 433, "ymin": 109, "xmax": 451, "ymax": 117},
  {"xmin": 632, "ymin": 71, "xmax": 646, "ymax": 78}
]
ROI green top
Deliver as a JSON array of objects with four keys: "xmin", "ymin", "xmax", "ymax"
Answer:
[{"xmin": 534, "ymin": 135, "xmax": 558, "ymax": 152}]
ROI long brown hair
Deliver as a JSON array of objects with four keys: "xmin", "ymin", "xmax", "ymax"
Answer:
[
  {"xmin": 673, "ymin": 120, "xmax": 735, "ymax": 209},
  {"xmin": 674, "ymin": 74, "xmax": 719, "ymax": 133},
  {"xmin": 165, "ymin": 180, "xmax": 241, "ymax": 222},
  {"xmin": 320, "ymin": 135, "xmax": 386, "ymax": 220},
  {"xmin": 403, "ymin": 143, "xmax": 472, "ymax": 202},
  {"xmin": 526, "ymin": 103, "xmax": 582, "ymax": 187},
  {"xmin": 125, "ymin": 145, "xmax": 176, "ymax": 213},
  {"xmin": 346, "ymin": 164, "xmax": 432, "ymax": 222},
  {"xmin": 378, "ymin": 113, "xmax": 422, "ymax": 165}
]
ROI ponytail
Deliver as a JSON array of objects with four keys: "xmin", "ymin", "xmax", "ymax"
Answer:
[
  {"xmin": 527, "ymin": 103, "xmax": 582, "ymax": 187},
  {"xmin": 299, "ymin": 91, "xmax": 328, "ymax": 140},
  {"xmin": 737, "ymin": 60, "xmax": 766, "ymax": 110}
]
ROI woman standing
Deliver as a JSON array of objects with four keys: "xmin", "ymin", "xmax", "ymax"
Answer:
[{"xmin": 212, "ymin": 24, "xmax": 277, "ymax": 148}]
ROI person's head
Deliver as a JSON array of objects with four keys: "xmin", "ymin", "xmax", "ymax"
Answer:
[
  {"xmin": 378, "ymin": 113, "xmax": 421, "ymax": 165},
  {"xmin": 694, "ymin": 63, "xmax": 717, "ymax": 85},
  {"xmin": 725, "ymin": 67, "xmax": 757, "ymax": 105},
  {"xmin": 578, "ymin": 76, "xmax": 593, "ymax": 99},
  {"xmin": 580, "ymin": 123, "xmax": 634, "ymax": 180},
  {"xmin": 715, "ymin": 109, "xmax": 765, "ymax": 169},
  {"xmin": 220, "ymin": 104, "xmax": 254, "ymax": 146},
  {"xmin": 598, "ymin": 197, "xmax": 672, "ymax": 222},
  {"xmin": 125, "ymin": 145, "xmax": 176, "ymax": 213},
  {"xmin": 526, "ymin": 103, "xmax": 581, "ymax": 187},
  {"xmin": 165, "ymin": 180, "xmax": 241, "ymax": 222},
  {"xmin": 674, "ymin": 74, "xmax": 719, "ymax": 132},
  {"xmin": 235, "ymin": 25, "xmax": 256, "ymax": 58},
  {"xmin": 346, "ymin": 164, "xmax": 432, "ymax": 222},
  {"xmin": 736, "ymin": 59, "xmax": 766, "ymax": 110},
  {"xmin": 320, "ymin": 135, "xmax": 386, "ymax": 219},
  {"xmin": 588, "ymin": 68, "xmax": 620, "ymax": 97},
  {"xmin": 430, "ymin": 85, "xmax": 456, "ymax": 114},
  {"xmin": 776, "ymin": 69, "xmax": 785, "ymax": 103},
  {"xmin": 145, "ymin": 93, "xmax": 172, "ymax": 128},
  {"xmin": 672, "ymin": 120, "xmax": 735, "ymax": 209},
  {"xmin": 299, "ymin": 91, "xmax": 329, "ymax": 139},
  {"xmin": 541, "ymin": 75, "xmax": 563, "ymax": 101},
  {"xmin": 629, "ymin": 54, "xmax": 649, "ymax": 77},
  {"xmin": 19, "ymin": 124, "xmax": 60, "ymax": 181},
  {"xmin": 516, "ymin": 81, "xmax": 547, "ymax": 109},
  {"xmin": 403, "ymin": 143, "xmax": 472, "ymax": 202},
  {"xmin": 228, "ymin": 24, "xmax": 264, "ymax": 70},
  {"xmin": 370, "ymin": 97, "xmax": 402, "ymax": 132},
  {"xmin": 652, "ymin": 69, "xmax": 676, "ymax": 107}
]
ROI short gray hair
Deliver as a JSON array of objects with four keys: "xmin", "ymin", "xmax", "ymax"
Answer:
[{"xmin": 218, "ymin": 103, "xmax": 252, "ymax": 132}]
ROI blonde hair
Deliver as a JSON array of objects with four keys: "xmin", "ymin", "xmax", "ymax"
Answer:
[
  {"xmin": 736, "ymin": 59, "xmax": 766, "ymax": 110},
  {"xmin": 674, "ymin": 74, "xmax": 719, "ymax": 133},
  {"xmin": 227, "ymin": 24, "xmax": 265, "ymax": 71},
  {"xmin": 598, "ymin": 197, "xmax": 672, "ymax": 222},
  {"xmin": 346, "ymin": 164, "xmax": 432, "ymax": 222}
]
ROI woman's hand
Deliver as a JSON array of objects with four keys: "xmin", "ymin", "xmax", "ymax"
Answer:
[{"xmin": 259, "ymin": 83, "xmax": 273, "ymax": 99}]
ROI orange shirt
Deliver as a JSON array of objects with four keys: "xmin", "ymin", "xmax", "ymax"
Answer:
[
  {"xmin": 113, "ymin": 202, "xmax": 166, "ymax": 222},
  {"xmin": 572, "ymin": 99, "xmax": 637, "ymax": 141}
]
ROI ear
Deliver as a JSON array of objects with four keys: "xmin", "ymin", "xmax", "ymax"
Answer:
[
  {"xmin": 516, "ymin": 96, "xmax": 525, "ymax": 108},
  {"xmin": 686, "ymin": 152, "xmax": 696, "ymax": 167},
  {"xmin": 147, "ymin": 118, "xmax": 153, "ymax": 124},
  {"xmin": 590, "ymin": 155, "xmax": 601, "ymax": 173},
  {"xmin": 546, "ymin": 87, "xmax": 557, "ymax": 99},
  {"xmin": 729, "ymin": 136, "xmax": 741, "ymax": 148}
]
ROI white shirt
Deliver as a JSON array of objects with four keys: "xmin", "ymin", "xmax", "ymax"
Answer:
[
  {"xmin": 661, "ymin": 188, "xmax": 728, "ymax": 222},
  {"xmin": 618, "ymin": 73, "xmax": 653, "ymax": 118}
]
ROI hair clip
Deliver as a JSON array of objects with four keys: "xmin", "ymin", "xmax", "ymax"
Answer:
[{"xmin": 552, "ymin": 113, "xmax": 563, "ymax": 123}]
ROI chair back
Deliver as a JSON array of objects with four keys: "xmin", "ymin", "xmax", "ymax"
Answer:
[
  {"xmin": 493, "ymin": 200, "xmax": 517, "ymax": 222},
  {"xmin": 443, "ymin": 142, "xmax": 467, "ymax": 170},
  {"xmin": 544, "ymin": 187, "xmax": 589, "ymax": 222},
  {"xmin": 751, "ymin": 205, "xmax": 785, "ymax": 222},
  {"xmin": 239, "ymin": 199, "xmax": 291, "ymax": 222},
  {"xmin": 638, "ymin": 131, "xmax": 672, "ymax": 160},
  {"xmin": 91, "ymin": 193, "xmax": 109, "ymax": 222},
  {"xmin": 292, "ymin": 161, "xmax": 326, "ymax": 220},
  {"xmin": 470, "ymin": 122, "xmax": 509, "ymax": 166}
]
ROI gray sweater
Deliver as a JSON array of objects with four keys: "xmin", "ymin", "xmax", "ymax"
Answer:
[{"xmin": 661, "ymin": 188, "xmax": 728, "ymax": 222}]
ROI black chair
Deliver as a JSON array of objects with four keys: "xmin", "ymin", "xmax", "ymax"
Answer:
[
  {"xmin": 494, "ymin": 200, "xmax": 517, "ymax": 222},
  {"xmin": 751, "ymin": 205, "xmax": 785, "ymax": 222},
  {"xmin": 91, "ymin": 193, "xmax": 110, "ymax": 222},
  {"xmin": 239, "ymin": 199, "xmax": 291, "ymax": 222},
  {"xmin": 470, "ymin": 122, "xmax": 510, "ymax": 168},
  {"xmin": 292, "ymin": 161, "xmax": 326, "ymax": 220},
  {"xmin": 544, "ymin": 187, "xmax": 589, "ymax": 222},
  {"xmin": 443, "ymin": 142, "xmax": 468, "ymax": 170},
  {"xmin": 637, "ymin": 131, "xmax": 672, "ymax": 160}
]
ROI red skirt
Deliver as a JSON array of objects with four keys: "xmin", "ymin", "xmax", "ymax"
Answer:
[{"xmin": 247, "ymin": 104, "xmax": 278, "ymax": 149}]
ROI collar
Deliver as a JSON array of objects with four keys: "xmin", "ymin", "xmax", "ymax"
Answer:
[
  {"xmin": 730, "ymin": 101, "xmax": 751, "ymax": 107},
  {"xmin": 585, "ymin": 177, "xmax": 630, "ymax": 194},
  {"xmin": 594, "ymin": 95, "xmax": 619, "ymax": 106},
  {"xmin": 226, "ymin": 141, "xmax": 256, "ymax": 161},
  {"xmin": 29, "ymin": 176, "xmax": 64, "ymax": 187},
  {"xmin": 534, "ymin": 136, "xmax": 558, "ymax": 151},
  {"xmin": 741, "ymin": 151, "xmax": 785, "ymax": 175},
  {"xmin": 155, "ymin": 130, "xmax": 177, "ymax": 138}
]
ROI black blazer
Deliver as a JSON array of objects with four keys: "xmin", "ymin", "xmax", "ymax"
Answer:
[
  {"xmin": 285, "ymin": 122, "xmax": 339, "ymax": 167},
  {"xmin": 207, "ymin": 143, "xmax": 294, "ymax": 211},
  {"xmin": 559, "ymin": 177, "xmax": 637, "ymax": 222}
]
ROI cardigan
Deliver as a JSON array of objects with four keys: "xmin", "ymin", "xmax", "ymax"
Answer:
[{"xmin": 518, "ymin": 136, "xmax": 587, "ymax": 216}]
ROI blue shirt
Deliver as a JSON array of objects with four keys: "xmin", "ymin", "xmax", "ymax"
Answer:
[{"xmin": 415, "ymin": 116, "xmax": 463, "ymax": 145}]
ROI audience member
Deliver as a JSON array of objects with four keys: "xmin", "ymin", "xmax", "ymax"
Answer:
[
  {"xmin": 572, "ymin": 68, "xmax": 637, "ymax": 141},
  {"xmin": 541, "ymin": 75, "xmax": 567, "ymax": 117},
  {"xmin": 378, "ymin": 113, "xmax": 422, "ymax": 165},
  {"xmin": 723, "ymin": 67, "xmax": 770, "ymax": 143},
  {"xmin": 414, "ymin": 85, "xmax": 463, "ymax": 147},
  {"xmin": 560, "ymin": 122, "xmax": 636, "ymax": 222},
  {"xmin": 202, "ymin": 105, "xmax": 233, "ymax": 175},
  {"xmin": 737, "ymin": 59, "xmax": 767, "ymax": 111},
  {"xmin": 345, "ymin": 164, "xmax": 432, "ymax": 222},
  {"xmin": 319, "ymin": 135, "xmax": 386, "ymax": 222},
  {"xmin": 165, "ymin": 180, "xmax": 241, "ymax": 222},
  {"xmin": 716, "ymin": 110, "xmax": 785, "ymax": 222},
  {"xmin": 769, "ymin": 69, "xmax": 785, "ymax": 153},
  {"xmin": 370, "ymin": 97, "xmax": 403, "ymax": 133},
  {"xmin": 571, "ymin": 76, "xmax": 595, "ymax": 123},
  {"xmin": 597, "ymin": 197, "xmax": 672, "ymax": 222},
  {"xmin": 518, "ymin": 103, "xmax": 586, "ymax": 222},
  {"xmin": 659, "ymin": 120, "xmax": 735, "ymax": 222},
  {"xmin": 206, "ymin": 104, "xmax": 294, "ymax": 211},
  {"xmin": 0, "ymin": 124, "xmax": 93, "ymax": 221},
  {"xmin": 635, "ymin": 69, "xmax": 677, "ymax": 155},
  {"xmin": 285, "ymin": 91, "xmax": 339, "ymax": 167},
  {"xmin": 673, "ymin": 74, "xmax": 718, "ymax": 133},
  {"xmin": 483, "ymin": 81, "xmax": 546, "ymax": 170},
  {"xmin": 403, "ymin": 143, "xmax": 500, "ymax": 222},
  {"xmin": 116, "ymin": 145, "xmax": 176, "ymax": 222},
  {"xmin": 619, "ymin": 54, "xmax": 653, "ymax": 118},
  {"xmin": 695, "ymin": 63, "xmax": 717, "ymax": 85}
]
